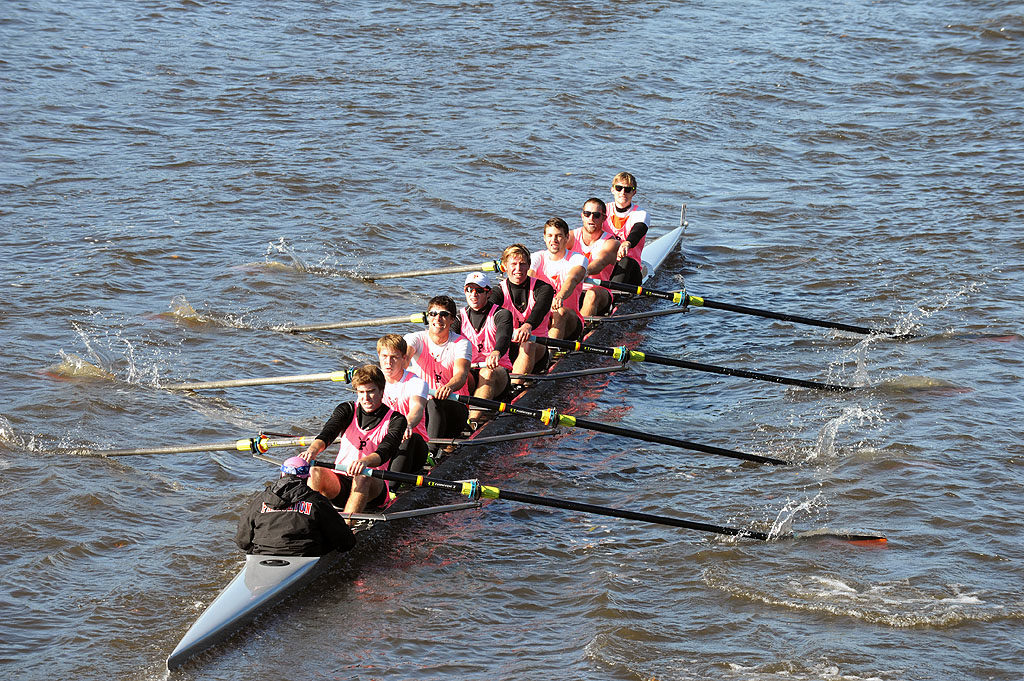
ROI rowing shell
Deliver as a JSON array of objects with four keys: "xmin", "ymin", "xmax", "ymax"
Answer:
[{"xmin": 166, "ymin": 220, "xmax": 686, "ymax": 670}]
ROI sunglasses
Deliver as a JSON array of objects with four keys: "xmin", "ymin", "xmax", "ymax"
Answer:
[
  {"xmin": 464, "ymin": 286, "xmax": 488, "ymax": 294},
  {"xmin": 582, "ymin": 210, "xmax": 605, "ymax": 218},
  {"xmin": 427, "ymin": 310, "xmax": 453, "ymax": 318},
  {"xmin": 613, "ymin": 185, "xmax": 636, "ymax": 193}
]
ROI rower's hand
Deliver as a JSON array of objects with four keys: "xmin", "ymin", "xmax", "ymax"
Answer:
[
  {"xmin": 551, "ymin": 295, "xmax": 564, "ymax": 312},
  {"xmin": 617, "ymin": 242, "xmax": 629, "ymax": 260},
  {"xmin": 402, "ymin": 426, "xmax": 412, "ymax": 442},
  {"xmin": 486, "ymin": 350, "xmax": 501, "ymax": 369},
  {"xmin": 511, "ymin": 323, "xmax": 532, "ymax": 344},
  {"xmin": 435, "ymin": 384, "xmax": 452, "ymax": 401},
  {"xmin": 346, "ymin": 457, "xmax": 368, "ymax": 477},
  {"xmin": 300, "ymin": 447, "xmax": 317, "ymax": 463}
]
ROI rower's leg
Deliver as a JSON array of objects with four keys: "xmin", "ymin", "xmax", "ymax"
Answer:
[
  {"xmin": 425, "ymin": 398, "xmax": 470, "ymax": 454},
  {"xmin": 579, "ymin": 287, "xmax": 613, "ymax": 317},
  {"xmin": 342, "ymin": 476, "xmax": 385, "ymax": 525},
  {"xmin": 390, "ymin": 434, "xmax": 428, "ymax": 473},
  {"xmin": 548, "ymin": 308, "xmax": 571, "ymax": 339},
  {"xmin": 610, "ymin": 256, "xmax": 643, "ymax": 286},
  {"xmin": 469, "ymin": 367, "xmax": 510, "ymax": 421},
  {"xmin": 511, "ymin": 340, "xmax": 545, "ymax": 384},
  {"xmin": 308, "ymin": 467, "xmax": 342, "ymax": 500}
]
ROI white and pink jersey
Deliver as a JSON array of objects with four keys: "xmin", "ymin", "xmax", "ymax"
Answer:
[
  {"xmin": 334, "ymin": 405, "xmax": 397, "ymax": 471},
  {"xmin": 499, "ymin": 278, "xmax": 550, "ymax": 337},
  {"xmin": 604, "ymin": 203, "xmax": 648, "ymax": 264},
  {"xmin": 383, "ymin": 370, "xmax": 429, "ymax": 440},
  {"xmin": 403, "ymin": 329, "xmax": 472, "ymax": 396},
  {"xmin": 459, "ymin": 304, "xmax": 513, "ymax": 370},
  {"xmin": 529, "ymin": 248, "xmax": 589, "ymax": 315},
  {"xmin": 570, "ymin": 226, "xmax": 616, "ymax": 292}
]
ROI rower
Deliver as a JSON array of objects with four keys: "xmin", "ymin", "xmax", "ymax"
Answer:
[
  {"xmin": 377, "ymin": 333, "xmax": 429, "ymax": 474},
  {"xmin": 529, "ymin": 217, "xmax": 589, "ymax": 340},
  {"xmin": 460, "ymin": 272, "xmax": 513, "ymax": 423},
  {"xmin": 301, "ymin": 365, "xmax": 407, "ymax": 526},
  {"xmin": 567, "ymin": 197, "xmax": 620, "ymax": 317},
  {"xmin": 234, "ymin": 456, "xmax": 355, "ymax": 556},
  {"xmin": 402, "ymin": 295, "xmax": 472, "ymax": 455},
  {"xmin": 487, "ymin": 243, "xmax": 554, "ymax": 382},
  {"xmin": 604, "ymin": 171, "xmax": 649, "ymax": 285}
]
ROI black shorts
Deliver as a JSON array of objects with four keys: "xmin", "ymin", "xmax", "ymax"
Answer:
[{"xmin": 333, "ymin": 472, "xmax": 389, "ymax": 509}]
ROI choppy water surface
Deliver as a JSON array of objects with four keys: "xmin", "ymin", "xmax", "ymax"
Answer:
[{"xmin": 2, "ymin": 1, "xmax": 1022, "ymax": 679}]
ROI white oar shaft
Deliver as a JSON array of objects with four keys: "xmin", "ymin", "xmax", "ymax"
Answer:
[
  {"xmin": 83, "ymin": 436, "xmax": 317, "ymax": 457},
  {"xmin": 164, "ymin": 371, "xmax": 352, "ymax": 391},
  {"xmin": 278, "ymin": 313, "xmax": 425, "ymax": 333},
  {"xmin": 371, "ymin": 260, "xmax": 502, "ymax": 281}
]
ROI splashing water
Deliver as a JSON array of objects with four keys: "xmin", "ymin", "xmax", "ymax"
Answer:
[
  {"xmin": 46, "ymin": 351, "xmax": 116, "ymax": 380},
  {"xmin": 809, "ymin": 405, "xmax": 884, "ymax": 462},
  {"xmin": 167, "ymin": 295, "xmax": 204, "ymax": 321},
  {"xmin": 890, "ymin": 281, "xmax": 982, "ymax": 337},
  {"xmin": 265, "ymin": 237, "xmax": 311, "ymax": 272},
  {"xmin": 767, "ymin": 491, "xmax": 826, "ymax": 539}
]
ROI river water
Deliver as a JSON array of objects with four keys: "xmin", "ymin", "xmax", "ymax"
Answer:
[{"xmin": 2, "ymin": 1, "xmax": 1022, "ymax": 679}]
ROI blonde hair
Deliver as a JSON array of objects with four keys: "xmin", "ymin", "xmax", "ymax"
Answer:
[
  {"xmin": 376, "ymin": 333, "xmax": 407, "ymax": 355},
  {"xmin": 501, "ymin": 243, "xmax": 531, "ymax": 266},
  {"xmin": 611, "ymin": 171, "xmax": 637, "ymax": 189}
]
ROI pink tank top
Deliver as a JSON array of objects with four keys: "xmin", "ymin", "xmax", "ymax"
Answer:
[
  {"xmin": 334, "ymin": 405, "xmax": 397, "ymax": 471},
  {"xmin": 530, "ymin": 249, "xmax": 588, "ymax": 315},
  {"xmin": 459, "ymin": 304, "xmax": 513, "ymax": 370},
  {"xmin": 571, "ymin": 226, "xmax": 616, "ymax": 291},
  {"xmin": 406, "ymin": 330, "xmax": 471, "ymax": 396},
  {"xmin": 383, "ymin": 370, "xmax": 429, "ymax": 440},
  {"xmin": 499, "ymin": 278, "xmax": 550, "ymax": 337},
  {"xmin": 604, "ymin": 202, "xmax": 647, "ymax": 264}
]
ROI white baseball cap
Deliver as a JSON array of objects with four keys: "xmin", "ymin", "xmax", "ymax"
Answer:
[{"xmin": 464, "ymin": 272, "xmax": 491, "ymax": 288}]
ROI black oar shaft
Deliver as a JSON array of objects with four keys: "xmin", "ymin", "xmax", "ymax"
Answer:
[
  {"xmin": 590, "ymin": 279, "xmax": 913, "ymax": 338},
  {"xmin": 361, "ymin": 467, "xmax": 773, "ymax": 540},
  {"xmin": 450, "ymin": 393, "xmax": 788, "ymax": 466},
  {"xmin": 534, "ymin": 336, "xmax": 855, "ymax": 393},
  {"xmin": 692, "ymin": 297, "xmax": 882, "ymax": 335}
]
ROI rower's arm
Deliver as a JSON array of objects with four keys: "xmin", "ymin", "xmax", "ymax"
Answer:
[
  {"xmin": 405, "ymin": 395, "xmax": 426, "ymax": 433},
  {"xmin": 303, "ymin": 402, "xmax": 353, "ymax": 461},
  {"xmin": 563, "ymin": 264, "xmax": 587, "ymax": 297},
  {"xmin": 589, "ymin": 237, "xmax": 620, "ymax": 274},
  {"xmin": 525, "ymin": 280, "xmax": 554, "ymax": 330},
  {"xmin": 448, "ymin": 357, "xmax": 471, "ymax": 392},
  {"xmin": 493, "ymin": 308, "xmax": 513, "ymax": 354},
  {"xmin": 624, "ymin": 221, "xmax": 648, "ymax": 247}
]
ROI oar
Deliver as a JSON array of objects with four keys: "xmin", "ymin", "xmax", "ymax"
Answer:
[
  {"xmin": 350, "ymin": 467, "xmax": 885, "ymax": 543},
  {"xmin": 588, "ymin": 279, "xmax": 914, "ymax": 339},
  {"xmin": 164, "ymin": 369, "xmax": 355, "ymax": 391},
  {"xmin": 77, "ymin": 434, "xmax": 319, "ymax": 457},
  {"xmin": 532, "ymin": 336, "xmax": 855, "ymax": 393},
  {"xmin": 275, "ymin": 313, "xmax": 426, "ymax": 334},
  {"xmin": 367, "ymin": 259, "xmax": 504, "ymax": 282},
  {"xmin": 443, "ymin": 392, "xmax": 789, "ymax": 466}
]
